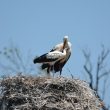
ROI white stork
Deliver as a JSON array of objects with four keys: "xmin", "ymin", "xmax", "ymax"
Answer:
[{"xmin": 33, "ymin": 36, "xmax": 72, "ymax": 76}]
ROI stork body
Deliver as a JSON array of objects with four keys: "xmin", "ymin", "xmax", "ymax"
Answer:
[
  {"xmin": 33, "ymin": 48, "xmax": 67, "ymax": 76},
  {"xmin": 33, "ymin": 36, "xmax": 72, "ymax": 76}
]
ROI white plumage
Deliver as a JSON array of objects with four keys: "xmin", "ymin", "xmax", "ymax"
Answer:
[{"xmin": 47, "ymin": 49, "xmax": 66, "ymax": 59}]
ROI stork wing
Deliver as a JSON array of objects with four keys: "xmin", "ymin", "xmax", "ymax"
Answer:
[
  {"xmin": 47, "ymin": 49, "xmax": 66, "ymax": 60},
  {"xmin": 40, "ymin": 51, "xmax": 68, "ymax": 70},
  {"xmin": 33, "ymin": 53, "xmax": 58, "ymax": 64}
]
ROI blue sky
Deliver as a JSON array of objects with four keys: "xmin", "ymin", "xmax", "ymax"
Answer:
[
  {"xmin": 0, "ymin": 0, "xmax": 110, "ymax": 106},
  {"xmin": 0, "ymin": 0, "xmax": 110, "ymax": 77}
]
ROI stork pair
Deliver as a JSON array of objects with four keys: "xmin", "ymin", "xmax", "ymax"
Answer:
[{"xmin": 33, "ymin": 36, "xmax": 72, "ymax": 77}]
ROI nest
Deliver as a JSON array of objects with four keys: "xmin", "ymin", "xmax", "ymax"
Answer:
[{"xmin": 0, "ymin": 75, "xmax": 101, "ymax": 110}]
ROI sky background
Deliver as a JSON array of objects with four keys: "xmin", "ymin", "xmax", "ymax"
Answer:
[{"xmin": 0, "ymin": 0, "xmax": 110, "ymax": 105}]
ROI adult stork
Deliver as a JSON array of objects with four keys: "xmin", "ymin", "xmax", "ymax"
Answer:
[{"xmin": 33, "ymin": 36, "xmax": 72, "ymax": 76}]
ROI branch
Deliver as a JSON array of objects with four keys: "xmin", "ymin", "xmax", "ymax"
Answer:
[
  {"xmin": 84, "ymin": 65, "xmax": 93, "ymax": 89},
  {"xmin": 95, "ymin": 47, "xmax": 110, "ymax": 91},
  {"xmin": 83, "ymin": 49, "xmax": 93, "ymax": 89}
]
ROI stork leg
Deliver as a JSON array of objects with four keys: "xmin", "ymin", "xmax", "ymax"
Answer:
[
  {"xmin": 47, "ymin": 66, "xmax": 51, "ymax": 78},
  {"xmin": 60, "ymin": 69, "xmax": 62, "ymax": 76}
]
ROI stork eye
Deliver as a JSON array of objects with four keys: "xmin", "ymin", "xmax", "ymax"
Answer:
[{"xmin": 67, "ymin": 48, "xmax": 69, "ymax": 51}]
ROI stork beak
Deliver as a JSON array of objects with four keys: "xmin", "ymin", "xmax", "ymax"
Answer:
[
  {"xmin": 63, "ymin": 36, "xmax": 68, "ymax": 49},
  {"xmin": 63, "ymin": 39, "xmax": 66, "ymax": 49}
]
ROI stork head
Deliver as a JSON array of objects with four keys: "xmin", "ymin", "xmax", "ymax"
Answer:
[
  {"xmin": 63, "ymin": 36, "xmax": 72, "ymax": 52},
  {"xmin": 68, "ymin": 42, "xmax": 72, "ymax": 48},
  {"xmin": 68, "ymin": 42, "xmax": 72, "ymax": 51},
  {"xmin": 63, "ymin": 36, "xmax": 68, "ymax": 42}
]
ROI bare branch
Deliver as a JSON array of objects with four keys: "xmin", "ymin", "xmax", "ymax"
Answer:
[
  {"xmin": 0, "ymin": 44, "xmax": 36, "ymax": 75},
  {"xmin": 95, "ymin": 47, "xmax": 110, "ymax": 91},
  {"xmin": 83, "ymin": 49, "xmax": 93, "ymax": 89},
  {"xmin": 83, "ymin": 45, "xmax": 110, "ymax": 110},
  {"xmin": 84, "ymin": 65, "xmax": 93, "ymax": 89}
]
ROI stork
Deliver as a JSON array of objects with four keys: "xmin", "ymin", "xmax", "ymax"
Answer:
[{"xmin": 33, "ymin": 36, "xmax": 72, "ymax": 76}]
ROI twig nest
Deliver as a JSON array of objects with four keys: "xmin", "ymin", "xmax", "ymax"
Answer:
[{"xmin": 0, "ymin": 76, "xmax": 101, "ymax": 110}]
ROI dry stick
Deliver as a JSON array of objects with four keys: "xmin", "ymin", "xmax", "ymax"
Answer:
[{"xmin": 83, "ymin": 50, "xmax": 93, "ymax": 89}]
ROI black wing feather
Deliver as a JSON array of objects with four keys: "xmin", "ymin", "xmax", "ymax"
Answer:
[{"xmin": 33, "ymin": 53, "xmax": 58, "ymax": 64}]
